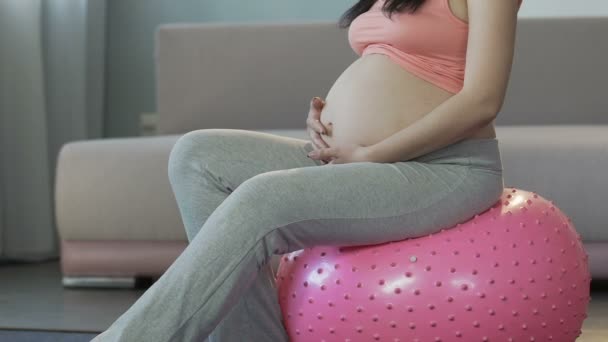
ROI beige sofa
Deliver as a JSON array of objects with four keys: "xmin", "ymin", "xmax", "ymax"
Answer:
[{"xmin": 55, "ymin": 18, "xmax": 608, "ymax": 287}]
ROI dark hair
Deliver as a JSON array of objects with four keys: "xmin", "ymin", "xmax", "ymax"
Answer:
[{"xmin": 338, "ymin": 0, "xmax": 426, "ymax": 28}]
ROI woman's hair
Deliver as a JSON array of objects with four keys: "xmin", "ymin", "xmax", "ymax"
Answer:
[{"xmin": 338, "ymin": 0, "xmax": 426, "ymax": 28}]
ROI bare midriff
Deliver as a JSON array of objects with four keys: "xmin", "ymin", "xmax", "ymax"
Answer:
[{"xmin": 319, "ymin": 53, "xmax": 496, "ymax": 149}]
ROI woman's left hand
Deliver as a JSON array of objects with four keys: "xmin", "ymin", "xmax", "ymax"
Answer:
[{"xmin": 307, "ymin": 142, "xmax": 376, "ymax": 164}]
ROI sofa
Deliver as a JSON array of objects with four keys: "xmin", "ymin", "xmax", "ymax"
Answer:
[{"xmin": 55, "ymin": 18, "xmax": 608, "ymax": 288}]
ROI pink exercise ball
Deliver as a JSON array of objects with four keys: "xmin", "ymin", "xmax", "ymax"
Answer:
[{"xmin": 276, "ymin": 187, "xmax": 591, "ymax": 342}]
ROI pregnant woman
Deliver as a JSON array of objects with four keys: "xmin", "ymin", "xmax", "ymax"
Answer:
[{"xmin": 94, "ymin": 0, "xmax": 523, "ymax": 341}]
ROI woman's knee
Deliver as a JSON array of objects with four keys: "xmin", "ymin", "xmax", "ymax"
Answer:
[
  {"xmin": 168, "ymin": 129, "xmax": 226, "ymax": 181},
  {"xmin": 232, "ymin": 172, "xmax": 279, "ymax": 203},
  {"xmin": 228, "ymin": 172, "xmax": 296, "ymax": 218}
]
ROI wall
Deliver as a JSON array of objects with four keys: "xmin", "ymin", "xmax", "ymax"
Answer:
[{"xmin": 104, "ymin": 0, "xmax": 608, "ymax": 137}]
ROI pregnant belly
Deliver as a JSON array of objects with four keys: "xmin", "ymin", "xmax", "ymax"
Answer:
[{"xmin": 318, "ymin": 53, "xmax": 494, "ymax": 149}]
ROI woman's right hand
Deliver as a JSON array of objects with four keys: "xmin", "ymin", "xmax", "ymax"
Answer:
[{"xmin": 306, "ymin": 97, "xmax": 331, "ymax": 163}]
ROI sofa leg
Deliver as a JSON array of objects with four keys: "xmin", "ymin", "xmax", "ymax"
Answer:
[{"xmin": 62, "ymin": 276, "xmax": 137, "ymax": 289}]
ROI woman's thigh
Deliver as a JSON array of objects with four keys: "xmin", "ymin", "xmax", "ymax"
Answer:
[{"xmin": 197, "ymin": 157, "xmax": 504, "ymax": 258}]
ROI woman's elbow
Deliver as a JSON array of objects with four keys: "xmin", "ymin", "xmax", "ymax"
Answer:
[{"xmin": 461, "ymin": 89, "xmax": 504, "ymax": 121}]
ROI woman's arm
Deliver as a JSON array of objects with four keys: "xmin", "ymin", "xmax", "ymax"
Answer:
[{"xmin": 367, "ymin": 0, "xmax": 521, "ymax": 163}]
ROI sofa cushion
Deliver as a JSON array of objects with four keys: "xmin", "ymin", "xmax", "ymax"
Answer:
[
  {"xmin": 55, "ymin": 135, "xmax": 186, "ymax": 241},
  {"xmin": 495, "ymin": 125, "xmax": 608, "ymax": 242}
]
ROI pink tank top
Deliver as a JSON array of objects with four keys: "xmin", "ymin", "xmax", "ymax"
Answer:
[{"xmin": 348, "ymin": 0, "xmax": 523, "ymax": 94}]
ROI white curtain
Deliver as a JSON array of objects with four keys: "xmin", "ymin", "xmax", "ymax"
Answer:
[{"xmin": 0, "ymin": 0, "xmax": 105, "ymax": 262}]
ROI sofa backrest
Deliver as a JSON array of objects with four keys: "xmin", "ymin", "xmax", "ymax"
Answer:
[{"xmin": 156, "ymin": 18, "xmax": 608, "ymax": 135}]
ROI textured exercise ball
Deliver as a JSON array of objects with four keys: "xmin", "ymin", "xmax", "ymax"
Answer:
[{"xmin": 276, "ymin": 187, "xmax": 591, "ymax": 342}]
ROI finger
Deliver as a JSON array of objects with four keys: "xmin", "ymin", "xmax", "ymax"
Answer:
[
  {"xmin": 314, "ymin": 137, "xmax": 328, "ymax": 150},
  {"xmin": 308, "ymin": 129, "xmax": 322, "ymax": 149},
  {"xmin": 308, "ymin": 129, "xmax": 329, "ymax": 150},
  {"xmin": 314, "ymin": 147, "xmax": 337, "ymax": 160},
  {"xmin": 311, "ymin": 97, "xmax": 325, "ymax": 111},
  {"xmin": 315, "ymin": 133, "xmax": 330, "ymax": 148},
  {"xmin": 309, "ymin": 97, "xmax": 323, "ymax": 119},
  {"xmin": 314, "ymin": 120, "xmax": 327, "ymax": 135},
  {"xmin": 309, "ymin": 98, "xmax": 328, "ymax": 133},
  {"xmin": 306, "ymin": 115, "xmax": 327, "ymax": 136}
]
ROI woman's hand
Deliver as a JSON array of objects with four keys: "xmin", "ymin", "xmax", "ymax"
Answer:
[
  {"xmin": 306, "ymin": 96, "xmax": 332, "ymax": 164},
  {"xmin": 307, "ymin": 142, "xmax": 376, "ymax": 165}
]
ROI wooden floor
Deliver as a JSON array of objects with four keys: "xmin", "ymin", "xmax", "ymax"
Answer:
[{"xmin": 0, "ymin": 260, "xmax": 607, "ymax": 340}]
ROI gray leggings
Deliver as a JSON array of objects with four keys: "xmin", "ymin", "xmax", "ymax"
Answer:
[{"xmin": 92, "ymin": 128, "xmax": 504, "ymax": 342}]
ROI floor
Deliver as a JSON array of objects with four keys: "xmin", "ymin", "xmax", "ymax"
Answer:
[
  {"xmin": 0, "ymin": 260, "xmax": 607, "ymax": 341},
  {"xmin": 0, "ymin": 330, "xmax": 97, "ymax": 342}
]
